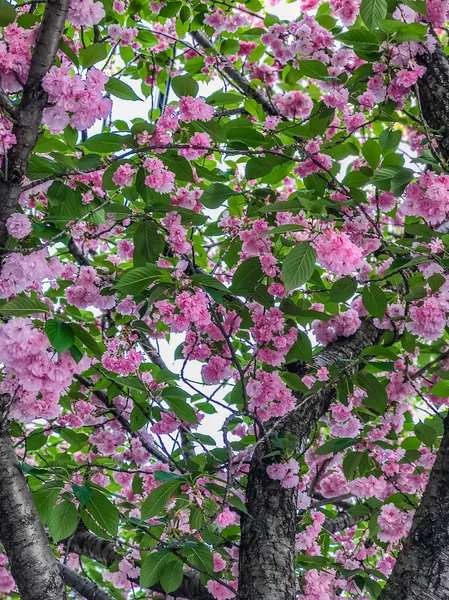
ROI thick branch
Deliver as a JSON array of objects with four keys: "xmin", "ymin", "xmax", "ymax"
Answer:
[
  {"xmin": 0, "ymin": 402, "xmax": 65, "ymax": 600},
  {"xmin": 378, "ymin": 414, "xmax": 449, "ymax": 600},
  {"xmin": 0, "ymin": 0, "xmax": 70, "ymax": 249},
  {"xmin": 58, "ymin": 564, "xmax": 115, "ymax": 600},
  {"xmin": 239, "ymin": 320, "xmax": 381, "ymax": 600},
  {"xmin": 191, "ymin": 31, "xmax": 279, "ymax": 117}
]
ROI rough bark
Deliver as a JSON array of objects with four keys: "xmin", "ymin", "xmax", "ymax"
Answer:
[
  {"xmin": 58, "ymin": 564, "xmax": 115, "ymax": 600},
  {"xmin": 0, "ymin": 403, "xmax": 66, "ymax": 600},
  {"xmin": 416, "ymin": 36, "xmax": 449, "ymax": 161},
  {"xmin": 238, "ymin": 320, "xmax": 381, "ymax": 600},
  {"xmin": 0, "ymin": 0, "xmax": 70, "ymax": 249},
  {"xmin": 378, "ymin": 414, "xmax": 449, "ymax": 600}
]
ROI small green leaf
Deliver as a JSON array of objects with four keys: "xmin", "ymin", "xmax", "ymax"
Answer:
[
  {"xmin": 115, "ymin": 265, "xmax": 165, "ymax": 295},
  {"xmin": 330, "ymin": 278, "xmax": 357, "ymax": 303},
  {"xmin": 85, "ymin": 490, "xmax": 119, "ymax": 536},
  {"xmin": 105, "ymin": 77, "xmax": 142, "ymax": 101},
  {"xmin": 0, "ymin": 298, "xmax": 50, "ymax": 317},
  {"xmin": 0, "ymin": 0, "xmax": 16, "ymax": 26},
  {"xmin": 141, "ymin": 481, "xmax": 182, "ymax": 519},
  {"xmin": 360, "ymin": 0, "xmax": 387, "ymax": 29},
  {"xmin": 160, "ymin": 556, "xmax": 184, "ymax": 594},
  {"xmin": 79, "ymin": 43, "xmax": 108, "ymax": 68},
  {"xmin": 171, "ymin": 74, "xmax": 199, "ymax": 98},
  {"xmin": 45, "ymin": 320, "xmax": 75, "ymax": 353},
  {"xmin": 282, "ymin": 242, "xmax": 316, "ymax": 291},
  {"xmin": 200, "ymin": 183, "xmax": 237, "ymax": 209},
  {"xmin": 414, "ymin": 421, "xmax": 437, "ymax": 447},
  {"xmin": 82, "ymin": 133, "xmax": 130, "ymax": 154},
  {"xmin": 133, "ymin": 221, "xmax": 165, "ymax": 266},
  {"xmin": 140, "ymin": 550, "xmax": 171, "ymax": 588},
  {"xmin": 48, "ymin": 501, "xmax": 78, "ymax": 541},
  {"xmin": 162, "ymin": 387, "xmax": 197, "ymax": 423},
  {"xmin": 430, "ymin": 380, "xmax": 449, "ymax": 397},
  {"xmin": 315, "ymin": 438, "xmax": 358, "ymax": 455},
  {"xmin": 362, "ymin": 284, "xmax": 388, "ymax": 319},
  {"xmin": 230, "ymin": 257, "xmax": 263, "ymax": 296}
]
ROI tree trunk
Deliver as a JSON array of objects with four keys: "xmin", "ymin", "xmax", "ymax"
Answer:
[
  {"xmin": 239, "ymin": 320, "xmax": 380, "ymax": 600},
  {"xmin": 0, "ymin": 405, "xmax": 66, "ymax": 600}
]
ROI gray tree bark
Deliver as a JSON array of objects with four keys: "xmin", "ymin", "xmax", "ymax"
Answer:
[
  {"xmin": 238, "ymin": 320, "xmax": 381, "ymax": 600},
  {"xmin": 0, "ymin": 402, "xmax": 66, "ymax": 600}
]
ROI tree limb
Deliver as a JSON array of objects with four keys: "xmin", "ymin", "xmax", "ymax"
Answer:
[
  {"xmin": 58, "ymin": 564, "xmax": 116, "ymax": 600},
  {"xmin": 0, "ymin": 0, "xmax": 70, "ymax": 249},
  {"xmin": 239, "ymin": 320, "xmax": 381, "ymax": 600},
  {"xmin": 0, "ymin": 397, "xmax": 66, "ymax": 600}
]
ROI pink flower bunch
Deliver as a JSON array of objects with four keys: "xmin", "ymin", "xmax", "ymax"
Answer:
[
  {"xmin": 6, "ymin": 213, "xmax": 32, "ymax": 239},
  {"xmin": 151, "ymin": 411, "xmax": 179, "ymax": 435},
  {"xmin": 0, "ymin": 318, "xmax": 90, "ymax": 422},
  {"xmin": 406, "ymin": 296, "xmax": 447, "ymax": 342},
  {"xmin": 266, "ymin": 458, "xmax": 300, "ymax": 488},
  {"xmin": 43, "ymin": 66, "xmax": 111, "ymax": 132},
  {"xmin": 143, "ymin": 157, "xmax": 175, "ymax": 193},
  {"xmin": 377, "ymin": 503, "xmax": 414, "ymax": 543},
  {"xmin": 161, "ymin": 212, "xmax": 190, "ymax": 254},
  {"xmin": 249, "ymin": 302, "xmax": 297, "ymax": 366},
  {"xmin": 329, "ymin": 0, "xmax": 359, "ymax": 25},
  {"xmin": 67, "ymin": 0, "xmax": 105, "ymax": 25},
  {"xmin": 427, "ymin": 0, "xmax": 449, "ymax": 27},
  {"xmin": 312, "ymin": 306, "xmax": 361, "ymax": 346},
  {"xmin": 402, "ymin": 171, "xmax": 449, "ymax": 225},
  {"xmin": 179, "ymin": 96, "xmax": 214, "ymax": 122},
  {"xmin": 272, "ymin": 90, "xmax": 313, "ymax": 119},
  {"xmin": 66, "ymin": 266, "xmax": 116, "ymax": 310},
  {"xmin": 0, "ymin": 24, "xmax": 35, "ymax": 93},
  {"xmin": 178, "ymin": 132, "xmax": 211, "ymax": 160},
  {"xmin": 101, "ymin": 339, "xmax": 144, "ymax": 375},
  {"xmin": 0, "ymin": 249, "xmax": 63, "ymax": 299},
  {"xmin": 313, "ymin": 229, "xmax": 363, "ymax": 276},
  {"xmin": 204, "ymin": 8, "xmax": 249, "ymax": 33},
  {"xmin": 0, "ymin": 118, "xmax": 16, "ymax": 158},
  {"xmin": 112, "ymin": 163, "xmax": 136, "ymax": 187},
  {"xmin": 202, "ymin": 356, "xmax": 233, "ymax": 384},
  {"xmin": 155, "ymin": 289, "xmax": 212, "ymax": 333},
  {"xmin": 296, "ymin": 510, "xmax": 325, "ymax": 553},
  {"xmin": 247, "ymin": 370, "xmax": 295, "ymax": 421},
  {"xmin": 171, "ymin": 185, "xmax": 203, "ymax": 212},
  {"xmin": 298, "ymin": 568, "xmax": 337, "ymax": 600},
  {"xmin": 0, "ymin": 555, "xmax": 15, "ymax": 594},
  {"xmin": 206, "ymin": 580, "xmax": 235, "ymax": 600}
]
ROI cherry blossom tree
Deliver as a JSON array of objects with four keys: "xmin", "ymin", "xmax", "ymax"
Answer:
[{"xmin": 1, "ymin": 0, "xmax": 449, "ymax": 598}]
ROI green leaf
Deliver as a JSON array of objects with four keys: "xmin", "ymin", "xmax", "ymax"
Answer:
[
  {"xmin": 200, "ymin": 183, "xmax": 237, "ymax": 209},
  {"xmin": 315, "ymin": 438, "xmax": 358, "ymax": 455},
  {"xmin": 33, "ymin": 485, "xmax": 61, "ymax": 524},
  {"xmin": 430, "ymin": 380, "xmax": 449, "ymax": 397},
  {"xmin": 162, "ymin": 387, "xmax": 197, "ymax": 423},
  {"xmin": 171, "ymin": 74, "xmax": 199, "ymax": 98},
  {"xmin": 133, "ymin": 221, "xmax": 165, "ymax": 266},
  {"xmin": 27, "ymin": 156, "xmax": 61, "ymax": 180},
  {"xmin": 161, "ymin": 152, "xmax": 193, "ymax": 182},
  {"xmin": 330, "ymin": 278, "xmax": 357, "ymax": 302},
  {"xmin": 140, "ymin": 550, "xmax": 171, "ymax": 588},
  {"xmin": 362, "ymin": 139, "xmax": 381, "ymax": 169},
  {"xmin": 79, "ymin": 43, "xmax": 108, "ymax": 68},
  {"xmin": 183, "ymin": 542, "xmax": 214, "ymax": 574},
  {"xmin": 115, "ymin": 265, "xmax": 165, "ymax": 295},
  {"xmin": 85, "ymin": 489, "xmax": 119, "ymax": 536},
  {"xmin": 189, "ymin": 273, "xmax": 228, "ymax": 292},
  {"xmin": 48, "ymin": 501, "xmax": 78, "ymax": 541},
  {"xmin": 0, "ymin": 298, "xmax": 50, "ymax": 317},
  {"xmin": 72, "ymin": 484, "xmax": 93, "ymax": 507},
  {"xmin": 230, "ymin": 257, "xmax": 263, "ymax": 295},
  {"xmin": 160, "ymin": 557, "xmax": 184, "ymax": 593},
  {"xmin": 414, "ymin": 421, "xmax": 437, "ymax": 447},
  {"xmin": 282, "ymin": 242, "xmax": 316, "ymax": 292},
  {"xmin": 141, "ymin": 481, "xmax": 182, "ymax": 519},
  {"xmin": 45, "ymin": 320, "xmax": 75, "ymax": 353},
  {"xmin": 379, "ymin": 129, "xmax": 401, "ymax": 152},
  {"xmin": 343, "ymin": 451, "xmax": 364, "ymax": 480},
  {"xmin": 82, "ymin": 133, "xmax": 129, "ymax": 154},
  {"xmin": 70, "ymin": 323, "xmax": 104, "ymax": 359},
  {"xmin": 360, "ymin": 0, "xmax": 387, "ymax": 29},
  {"xmin": 0, "ymin": 0, "xmax": 16, "ymax": 25},
  {"xmin": 105, "ymin": 77, "xmax": 142, "ymax": 101},
  {"xmin": 355, "ymin": 372, "xmax": 388, "ymax": 414},
  {"xmin": 296, "ymin": 60, "xmax": 329, "ymax": 80},
  {"xmin": 362, "ymin": 284, "xmax": 388, "ymax": 319}
]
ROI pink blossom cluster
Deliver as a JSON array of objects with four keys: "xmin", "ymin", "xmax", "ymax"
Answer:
[
  {"xmin": 0, "ymin": 24, "xmax": 35, "ymax": 93},
  {"xmin": 312, "ymin": 305, "xmax": 361, "ymax": 346},
  {"xmin": 178, "ymin": 132, "xmax": 211, "ymax": 160},
  {"xmin": 406, "ymin": 296, "xmax": 447, "ymax": 342},
  {"xmin": 202, "ymin": 356, "xmax": 233, "ymax": 384},
  {"xmin": 68, "ymin": 0, "xmax": 105, "ymax": 25},
  {"xmin": 66, "ymin": 266, "xmax": 116, "ymax": 311},
  {"xmin": 161, "ymin": 212, "xmax": 190, "ymax": 254},
  {"xmin": 143, "ymin": 157, "xmax": 175, "ymax": 194},
  {"xmin": 313, "ymin": 229, "xmax": 363, "ymax": 276},
  {"xmin": 298, "ymin": 568, "xmax": 337, "ymax": 600},
  {"xmin": 203, "ymin": 8, "xmax": 249, "ymax": 32},
  {"xmin": 155, "ymin": 289, "xmax": 212, "ymax": 333},
  {"xmin": 266, "ymin": 458, "xmax": 300, "ymax": 488},
  {"xmin": 0, "ymin": 555, "xmax": 14, "ymax": 594},
  {"xmin": 179, "ymin": 97, "xmax": 214, "ymax": 122},
  {"xmin": 247, "ymin": 370, "xmax": 295, "ymax": 421},
  {"xmin": 42, "ymin": 65, "xmax": 112, "ymax": 133},
  {"xmin": 0, "ymin": 318, "xmax": 90, "ymax": 422},
  {"xmin": 273, "ymin": 91, "xmax": 313, "ymax": 119},
  {"xmin": 296, "ymin": 510, "xmax": 325, "ymax": 553},
  {"xmin": 6, "ymin": 213, "xmax": 32, "ymax": 239},
  {"xmin": 101, "ymin": 339, "xmax": 144, "ymax": 375},
  {"xmin": 171, "ymin": 185, "xmax": 203, "ymax": 212},
  {"xmin": 0, "ymin": 249, "xmax": 63, "ymax": 300},
  {"xmin": 377, "ymin": 503, "xmax": 414, "ymax": 543},
  {"xmin": 249, "ymin": 302, "xmax": 297, "ymax": 366},
  {"xmin": 112, "ymin": 163, "xmax": 136, "ymax": 187},
  {"xmin": 402, "ymin": 171, "xmax": 449, "ymax": 225}
]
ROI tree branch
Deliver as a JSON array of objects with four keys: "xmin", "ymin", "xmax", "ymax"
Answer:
[
  {"xmin": 239, "ymin": 320, "xmax": 381, "ymax": 600},
  {"xmin": 58, "ymin": 564, "xmax": 116, "ymax": 600},
  {"xmin": 0, "ymin": 397, "xmax": 65, "ymax": 600},
  {"xmin": 0, "ymin": 0, "xmax": 70, "ymax": 250}
]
